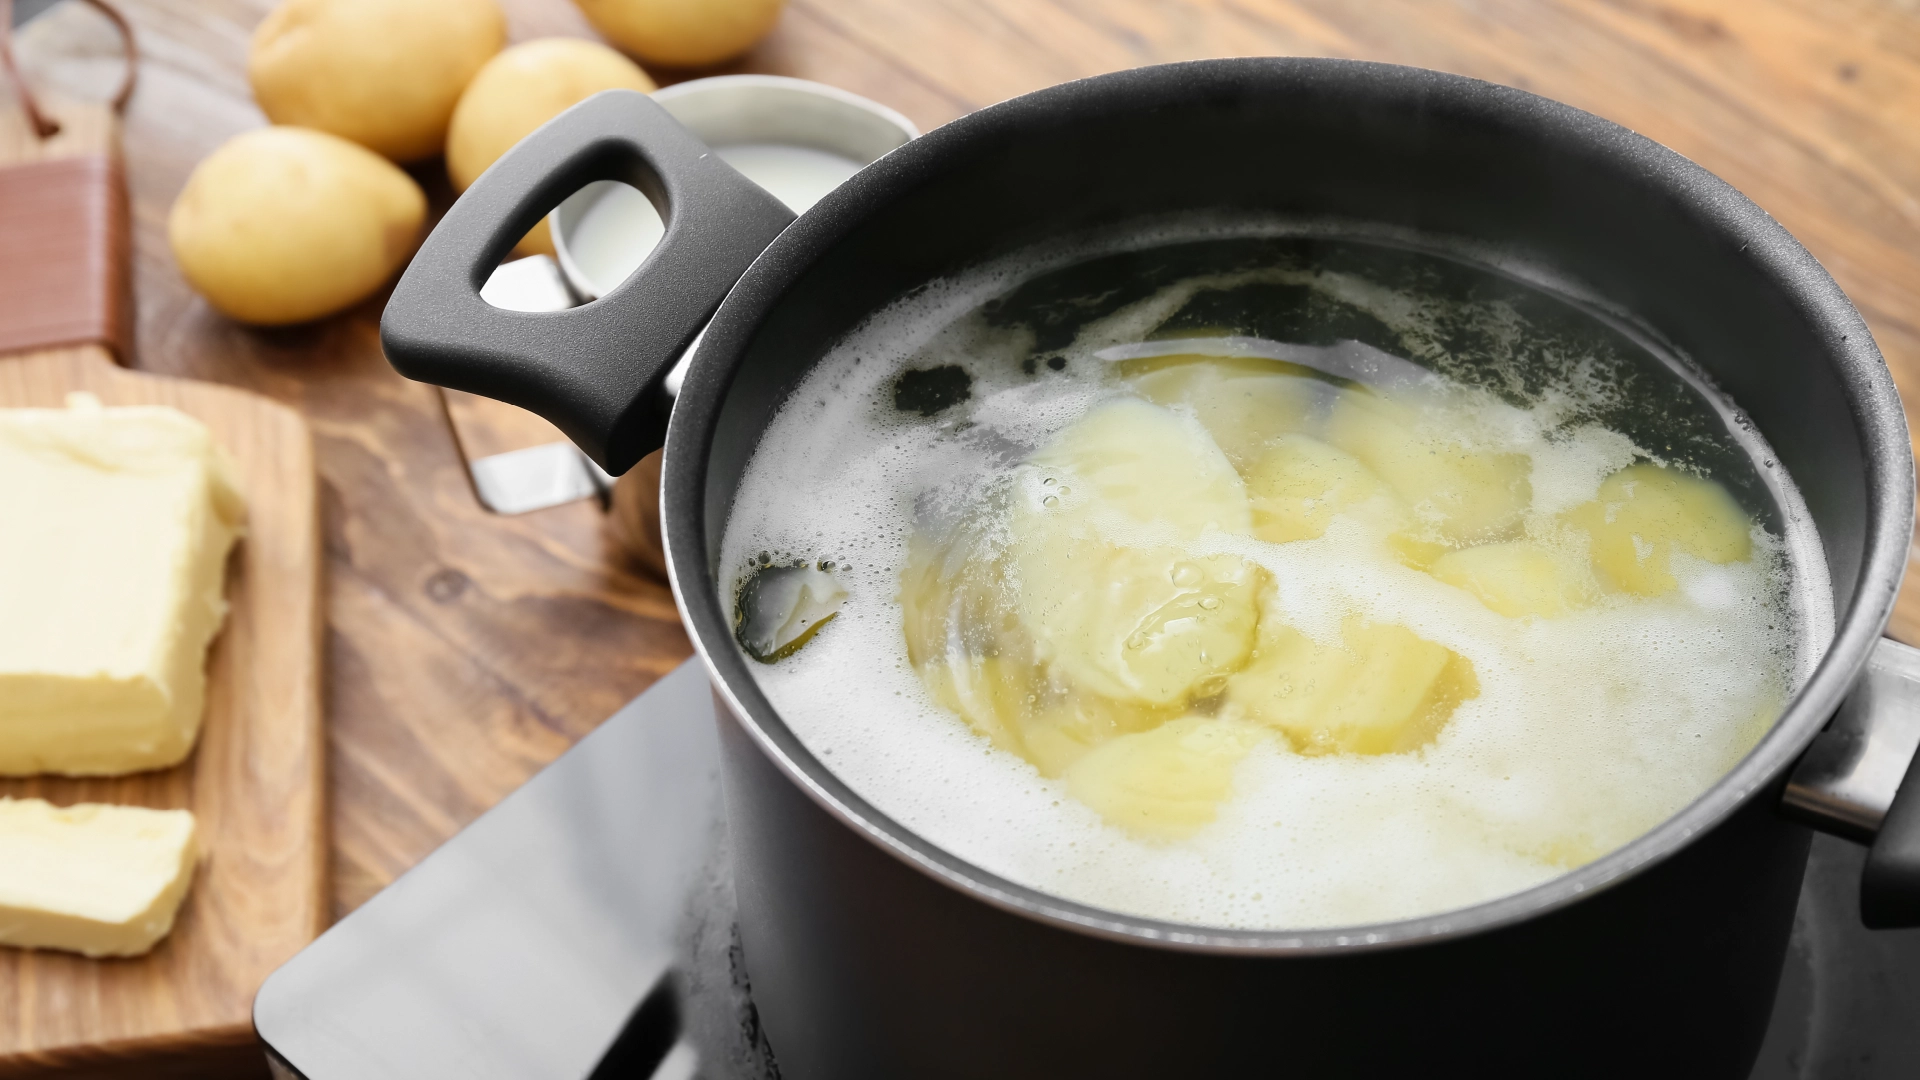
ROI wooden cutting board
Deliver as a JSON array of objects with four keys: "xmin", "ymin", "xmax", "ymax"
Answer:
[
  {"xmin": 0, "ymin": 346, "xmax": 326, "ymax": 1079},
  {"xmin": 0, "ymin": 89, "xmax": 325, "ymax": 1078}
]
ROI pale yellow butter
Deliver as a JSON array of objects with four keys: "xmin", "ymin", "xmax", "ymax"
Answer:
[
  {"xmin": 0, "ymin": 797, "xmax": 199, "ymax": 957},
  {"xmin": 0, "ymin": 395, "xmax": 246, "ymax": 776}
]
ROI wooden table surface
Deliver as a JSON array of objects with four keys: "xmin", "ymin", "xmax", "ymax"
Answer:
[{"xmin": 12, "ymin": 0, "xmax": 1920, "ymax": 944}]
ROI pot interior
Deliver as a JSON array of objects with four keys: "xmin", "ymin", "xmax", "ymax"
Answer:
[{"xmin": 667, "ymin": 58, "xmax": 1908, "ymax": 945}]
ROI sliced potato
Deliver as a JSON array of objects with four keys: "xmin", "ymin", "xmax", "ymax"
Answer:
[
  {"xmin": 1562, "ymin": 463, "xmax": 1752, "ymax": 597},
  {"xmin": 1120, "ymin": 354, "xmax": 1324, "ymax": 467},
  {"xmin": 1227, "ymin": 613, "xmax": 1477, "ymax": 755},
  {"xmin": 922, "ymin": 655, "xmax": 1177, "ymax": 778},
  {"xmin": 899, "ymin": 529, "xmax": 999, "ymax": 669},
  {"xmin": 1064, "ymin": 717, "xmax": 1270, "ymax": 840},
  {"xmin": 918, "ymin": 655, "xmax": 1035, "ymax": 762},
  {"xmin": 1027, "ymin": 396, "xmax": 1250, "ymax": 536},
  {"xmin": 1325, "ymin": 388, "xmax": 1531, "ymax": 545},
  {"xmin": 1242, "ymin": 433, "xmax": 1382, "ymax": 544},
  {"xmin": 1385, "ymin": 530, "xmax": 1451, "ymax": 572},
  {"xmin": 1239, "ymin": 429, "xmax": 1454, "ymax": 570},
  {"xmin": 1429, "ymin": 540, "xmax": 1595, "ymax": 618},
  {"xmin": 1013, "ymin": 538, "xmax": 1262, "ymax": 708},
  {"xmin": 1012, "ymin": 399, "xmax": 1261, "ymax": 706}
]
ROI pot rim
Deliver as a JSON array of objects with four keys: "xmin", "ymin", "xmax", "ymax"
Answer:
[{"xmin": 662, "ymin": 56, "xmax": 1915, "ymax": 954}]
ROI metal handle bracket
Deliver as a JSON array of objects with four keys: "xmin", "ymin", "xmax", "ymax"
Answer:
[
  {"xmin": 1784, "ymin": 636, "xmax": 1920, "ymax": 841},
  {"xmin": 1784, "ymin": 635, "xmax": 1920, "ymax": 927}
]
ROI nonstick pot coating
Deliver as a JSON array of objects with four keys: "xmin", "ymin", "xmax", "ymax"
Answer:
[{"xmin": 665, "ymin": 58, "xmax": 1907, "ymax": 948}]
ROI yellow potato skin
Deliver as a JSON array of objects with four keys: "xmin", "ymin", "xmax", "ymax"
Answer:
[
  {"xmin": 1563, "ymin": 463, "xmax": 1753, "ymax": 597},
  {"xmin": 575, "ymin": 0, "xmax": 785, "ymax": 68},
  {"xmin": 248, "ymin": 0, "xmax": 506, "ymax": 163},
  {"xmin": 445, "ymin": 38, "xmax": 657, "ymax": 256},
  {"xmin": 168, "ymin": 127, "xmax": 426, "ymax": 326}
]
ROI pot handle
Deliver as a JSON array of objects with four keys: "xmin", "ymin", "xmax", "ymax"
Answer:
[
  {"xmin": 381, "ymin": 89, "xmax": 795, "ymax": 474},
  {"xmin": 1783, "ymin": 635, "xmax": 1920, "ymax": 927}
]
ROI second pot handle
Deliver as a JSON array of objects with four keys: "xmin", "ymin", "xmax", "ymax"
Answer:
[
  {"xmin": 1783, "ymin": 635, "xmax": 1920, "ymax": 927},
  {"xmin": 381, "ymin": 89, "xmax": 795, "ymax": 474}
]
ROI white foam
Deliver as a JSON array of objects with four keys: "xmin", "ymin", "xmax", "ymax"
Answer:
[{"xmin": 719, "ymin": 225, "xmax": 1829, "ymax": 930}]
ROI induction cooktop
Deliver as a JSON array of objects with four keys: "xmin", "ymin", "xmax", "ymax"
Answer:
[{"xmin": 253, "ymin": 659, "xmax": 1920, "ymax": 1080}]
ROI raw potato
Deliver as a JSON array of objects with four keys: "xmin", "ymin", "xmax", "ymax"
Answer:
[
  {"xmin": 1563, "ymin": 463, "xmax": 1753, "ymax": 597},
  {"xmin": 1429, "ymin": 540, "xmax": 1596, "ymax": 618},
  {"xmin": 1226, "ymin": 611, "xmax": 1477, "ymax": 755},
  {"xmin": 169, "ymin": 127, "xmax": 426, "ymax": 326},
  {"xmin": 249, "ymin": 0, "xmax": 505, "ymax": 162},
  {"xmin": 574, "ymin": 0, "xmax": 785, "ymax": 68},
  {"xmin": 446, "ymin": 38, "xmax": 656, "ymax": 257},
  {"xmin": 1064, "ymin": 717, "xmax": 1268, "ymax": 840}
]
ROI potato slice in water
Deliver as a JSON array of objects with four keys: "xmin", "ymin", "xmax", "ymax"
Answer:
[
  {"xmin": 1014, "ymin": 536, "xmax": 1262, "ymax": 707},
  {"xmin": 1325, "ymin": 388, "xmax": 1531, "ymax": 545},
  {"xmin": 1227, "ymin": 613, "xmax": 1478, "ymax": 755},
  {"xmin": 1027, "ymin": 396, "xmax": 1252, "ymax": 534},
  {"xmin": 919, "ymin": 654, "xmax": 1178, "ymax": 778},
  {"xmin": 1563, "ymin": 463, "xmax": 1752, "ymax": 597},
  {"xmin": 906, "ymin": 499, "xmax": 1213, "ymax": 779},
  {"xmin": 918, "ymin": 655, "xmax": 1033, "ymax": 762},
  {"xmin": 1118, "ymin": 354, "xmax": 1325, "ymax": 467},
  {"xmin": 1238, "ymin": 431, "xmax": 1451, "ymax": 570},
  {"xmin": 1243, "ymin": 433, "xmax": 1383, "ymax": 544},
  {"xmin": 1429, "ymin": 540, "xmax": 1596, "ymax": 618},
  {"xmin": 1013, "ymin": 399, "xmax": 1262, "ymax": 707},
  {"xmin": 1064, "ymin": 717, "xmax": 1270, "ymax": 840}
]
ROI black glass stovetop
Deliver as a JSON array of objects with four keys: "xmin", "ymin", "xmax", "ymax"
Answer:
[{"xmin": 255, "ymin": 660, "xmax": 1920, "ymax": 1080}]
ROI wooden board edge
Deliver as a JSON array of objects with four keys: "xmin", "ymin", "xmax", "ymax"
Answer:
[
  {"xmin": 293, "ymin": 419, "xmax": 329, "ymax": 946},
  {"xmin": 0, "ymin": 1021, "xmax": 261, "ymax": 1080}
]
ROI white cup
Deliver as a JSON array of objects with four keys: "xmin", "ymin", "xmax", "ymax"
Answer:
[{"xmin": 549, "ymin": 75, "xmax": 919, "ymax": 301}]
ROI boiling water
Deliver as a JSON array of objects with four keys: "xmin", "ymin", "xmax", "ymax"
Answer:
[{"xmin": 719, "ymin": 226, "xmax": 1831, "ymax": 930}]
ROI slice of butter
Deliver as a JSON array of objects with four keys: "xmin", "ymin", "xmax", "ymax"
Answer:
[
  {"xmin": 0, "ymin": 797, "xmax": 199, "ymax": 957},
  {"xmin": 0, "ymin": 394, "xmax": 246, "ymax": 776}
]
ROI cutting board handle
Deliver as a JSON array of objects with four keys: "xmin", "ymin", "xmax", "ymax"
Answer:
[
  {"xmin": 0, "ymin": 0, "xmax": 136, "ymax": 136},
  {"xmin": 0, "ymin": 0, "xmax": 138, "ymax": 364}
]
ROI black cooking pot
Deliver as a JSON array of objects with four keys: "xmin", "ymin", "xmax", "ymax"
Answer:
[{"xmin": 382, "ymin": 59, "xmax": 1920, "ymax": 1078}]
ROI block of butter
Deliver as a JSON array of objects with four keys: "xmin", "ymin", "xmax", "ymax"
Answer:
[
  {"xmin": 0, "ymin": 797, "xmax": 199, "ymax": 957},
  {"xmin": 0, "ymin": 394, "xmax": 246, "ymax": 776}
]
